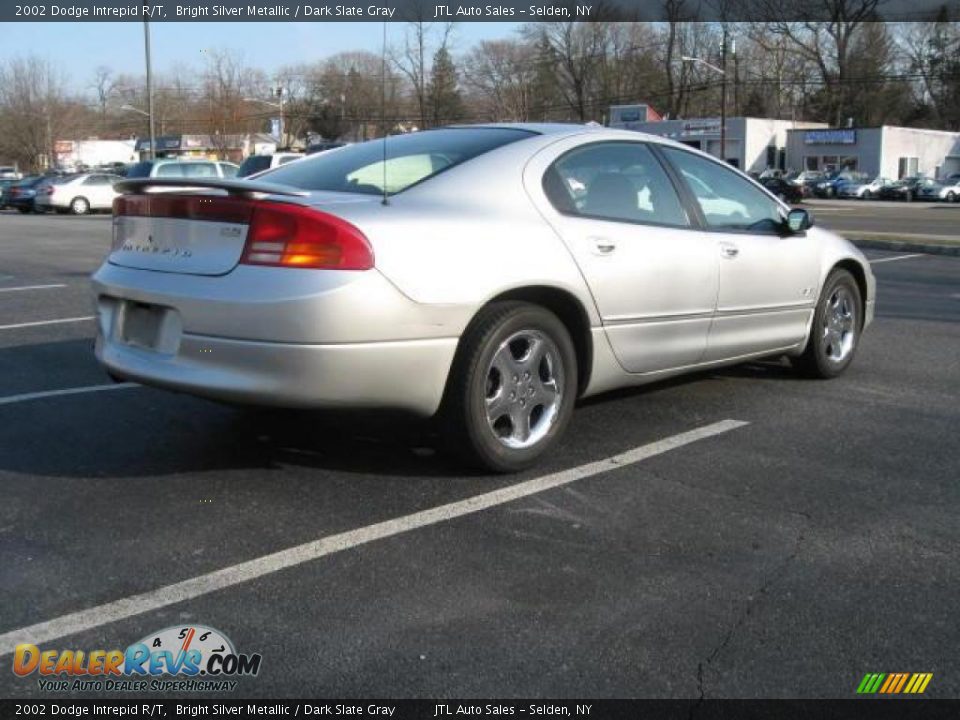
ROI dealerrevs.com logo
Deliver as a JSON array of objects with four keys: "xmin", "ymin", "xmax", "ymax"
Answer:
[{"xmin": 12, "ymin": 625, "xmax": 261, "ymax": 693}]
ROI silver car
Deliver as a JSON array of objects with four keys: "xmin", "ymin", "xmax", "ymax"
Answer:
[
  {"xmin": 93, "ymin": 125, "xmax": 875, "ymax": 472},
  {"xmin": 35, "ymin": 173, "xmax": 123, "ymax": 214}
]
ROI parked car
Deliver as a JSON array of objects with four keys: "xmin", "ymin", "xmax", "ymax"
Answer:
[
  {"xmin": 837, "ymin": 176, "xmax": 893, "ymax": 199},
  {"xmin": 94, "ymin": 125, "xmax": 875, "ymax": 472},
  {"xmin": 34, "ymin": 173, "xmax": 123, "ymax": 214},
  {"xmin": 917, "ymin": 176, "xmax": 960, "ymax": 203},
  {"xmin": 237, "ymin": 152, "xmax": 303, "ymax": 178},
  {"xmin": 125, "ymin": 159, "xmax": 240, "ymax": 179},
  {"xmin": 5, "ymin": 176, "xmax": 49, "ymax": 213},
  {"xmin": 814, "ymin": 171, "xmax": 866, "ymax": 198},
  {"xmin": 0, "ymin": 165, "xmax": 22, "ymax": 180},
  {"xmin": 878, "ymin": 176, "xmax": 936, "ymax": 201},
  {"xmin": 784, "ymin": 170, "xmax": 825, "ymax": 198},
  {"xmin": 0, "ymin": 178, "xmax": 17, "ymax": 208},
  {"xmin": 759, "ymin": 177, "xmax": 805, "ymax": 203}
]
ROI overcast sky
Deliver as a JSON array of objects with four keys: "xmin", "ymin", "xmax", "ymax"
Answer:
[{"xmin": 5, "ymin": 22, "xmax": 525, "ymax": 91}]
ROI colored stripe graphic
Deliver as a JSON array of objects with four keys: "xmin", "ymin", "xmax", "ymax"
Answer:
[{"xmin": 858, "ymin": 672, "xmax": 932, "ymax": 694}]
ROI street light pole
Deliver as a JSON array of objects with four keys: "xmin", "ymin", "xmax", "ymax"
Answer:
[
  {"xmin": 144, "ymin": 21, "xmax": 156, "ymax": 160},
  {"xmin": 720, "ymin": 26, "xmax": 728, "ymax": 165}
]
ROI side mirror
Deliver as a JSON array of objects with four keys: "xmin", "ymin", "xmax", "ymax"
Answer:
[{"xmin": 786, "ymin": 208, "xmax": 813, "ymax": 234}]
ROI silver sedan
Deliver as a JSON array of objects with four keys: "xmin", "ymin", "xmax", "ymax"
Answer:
[{"xmin": 93, "ymin": 124, "xmax": 875, "ymax": 472}]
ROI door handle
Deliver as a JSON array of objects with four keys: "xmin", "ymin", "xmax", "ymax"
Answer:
[
  {"xmin": 720, "ymin": 242, "xmax": 739, "ymax": 258},
  {"xmin": 590, "ymin": 237, "xmax": 617, "ymax": 255}
]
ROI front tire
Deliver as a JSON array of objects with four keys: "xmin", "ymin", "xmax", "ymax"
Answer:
[
  {"xmin": 792, "ymin": 269, "xmax": 862, "ymax": 379},
  {"xmin": 441, "ymin": 301, "xmax": 577, "ymax": 473}
]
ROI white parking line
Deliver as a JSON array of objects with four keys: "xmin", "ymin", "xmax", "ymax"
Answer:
[
  {"xmin": 0, "ymin": 418, "xmax": 747, "ymax": 655},
  {"xmin": 0, "ymin": 284, "xmax": 67, "ymax": 293},
  {"xmin": 869, "ymin": 253, "xmax": 926, "ymax": 264},
  {"xmin": 0, "ymin": 316, "xmax": 94, "ymax": 331},
  {"xmin": 0, "ymin": 382, "xmax": 136, "ymax": 407}
]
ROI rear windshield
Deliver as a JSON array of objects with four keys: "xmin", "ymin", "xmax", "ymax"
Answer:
[
  {"xmin": 237, "ymin": 155, "xmax": 272, "ymax": 178},
  {"xmin": 259, "ymin": 128, "xmax": 536, "ymax": 196}
]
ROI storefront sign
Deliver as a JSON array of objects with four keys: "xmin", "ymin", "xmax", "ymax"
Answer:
[{"xmin": 805, "ymin": 129, "xmax": 856, "ymax": 145}]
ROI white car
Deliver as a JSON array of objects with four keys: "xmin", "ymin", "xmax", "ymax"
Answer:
[
  {"xmin": 0, "ymin": 166, "xmax": 22, "ymax": 180},
  {"xmin": 35, "ymin": 173, "xmax": 123, "ymax": 214},
  {"xmin": 126, "ymin": 159, "xmax": 240, "ymax": 180}
]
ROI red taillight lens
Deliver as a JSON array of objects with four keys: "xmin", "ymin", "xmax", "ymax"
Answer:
[{"xmin": 241, "ymin": 202, "xmax": 374, "ymax": 271}]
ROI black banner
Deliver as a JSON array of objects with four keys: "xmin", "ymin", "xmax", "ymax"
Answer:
[
  {"xmin": 2, "ymin": 700, "xmax": 959, "ymax": 719},
  {"xmin": 2, "ymin": 0, "xmax": 958, "ymax": 23}
]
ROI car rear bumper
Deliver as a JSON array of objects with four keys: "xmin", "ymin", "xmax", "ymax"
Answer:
[
  {"xmin": 91, "ymin": 263, "xmax": 467, "ymax": 415},
  {"xmin": 95, "ymin": 327, "xmax": 457, "ymax": 416}
]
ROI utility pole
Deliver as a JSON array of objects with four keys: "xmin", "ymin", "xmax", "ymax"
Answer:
[
  {"xmin": 720, "ymin": 25, "xmax": 728, "ymax": 165},
  {"xmin": 144, "ymin": 21, "xmax": 156, "ymax": 160}
]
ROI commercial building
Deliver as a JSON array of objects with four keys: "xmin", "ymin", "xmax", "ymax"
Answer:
[
  {"xmin": 134, "ymin": 133, "xmax": 280, "ymax": 163},
  {"xmin": 54, "ymin": 139, "xmax": 137, "ymax": 169},
  {"xmin": 785, "ymin": 126, "xmax": 960, "ymax": 179},
  {"xmin": 610, "ymin": 111, "xmax": 826, "ymax": 173}
]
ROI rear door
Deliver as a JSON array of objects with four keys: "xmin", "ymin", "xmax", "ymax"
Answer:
[{"xmin": 527, "ymin": 139, "xmax": 718, "ymax": 374}]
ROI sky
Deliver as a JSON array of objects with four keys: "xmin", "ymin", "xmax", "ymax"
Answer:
[{"xmin": 3, "ymin": 22, "xmax": 525, "ymax": 91}]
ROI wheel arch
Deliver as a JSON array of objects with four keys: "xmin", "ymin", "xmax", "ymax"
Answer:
[
  {"xmin": 464, "ymin": 285, "xmax": 594, "ymax": 397},
  {"xmin": 832, "ymin": 258, "xmax": 869, "ymax": 310}
]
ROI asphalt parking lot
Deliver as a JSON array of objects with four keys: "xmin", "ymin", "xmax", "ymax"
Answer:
[
  {"xmin": 807, "ymin": 198, "xmax": 960, "ymax": 244},
  {"xmin": 0, "ymin": 209, "xmax": 957, "ymax": 699}
]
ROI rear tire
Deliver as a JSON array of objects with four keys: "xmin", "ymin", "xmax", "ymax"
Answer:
[
  {"xmin": 947, "ymin": 191, "xmax": 956, "ymax": 203},
  {"xmin": 17, "ymin": 206, "xmax": 30, "ymax": 214},
  {"xmin": 440, "ymin": 301, "xmax": 577, "ymax": 473},
  {"xmin": 792, "ymin": 269, "xmax": 862, "ymax": 379}
]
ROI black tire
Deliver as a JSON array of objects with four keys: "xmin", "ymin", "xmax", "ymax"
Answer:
[
  {"xmin": 17, "ymin": 206, "xmax": 30, "ymax": 214},
  {"xmin": 792, "ymin": 269, "xmax": 863, "ymax": 379},
  {"xmin": 70, "ymin": 196, "xmax": 90, "ymax": 215},
  {"xmin": 862, "ymin": 190, "xmax": 872, "ymax": 200},
  {"xmin": 947, "ymin": 191, "xmax": 956, "ymax": 203},
  {"xmin": 440, "ymin": 301, "xmax": 577, "ymax": 473}
]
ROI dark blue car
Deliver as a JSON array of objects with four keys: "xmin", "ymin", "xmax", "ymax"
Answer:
[{"xmin": 4, "ymin": 176, "xmax": 46, "ymax": 213}]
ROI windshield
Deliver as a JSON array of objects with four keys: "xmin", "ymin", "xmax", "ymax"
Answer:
[{"xmin": 259, "ymin": 128, "xmax": 536, "ymax": 196}]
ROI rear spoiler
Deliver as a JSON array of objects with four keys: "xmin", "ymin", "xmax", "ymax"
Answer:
[{"xmin": 114, "ymin": 177, "xmax": 308, "ymax": 198}]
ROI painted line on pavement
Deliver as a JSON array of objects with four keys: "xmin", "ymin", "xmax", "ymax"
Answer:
[
  {"xmin": 870, "ymin": 253, "xmax": 926, "ymax": 264},
  {"xmin": 0, "ymin": 316, "xmax": 94, "ymax": 331},
  {"xmin": 0, "ymin": 284, "xmax": 67, "ymax": 293},
  {"xmin": 0, "ymin": 419, "xmax": 748, "ymax": 655},
  {"xmin": 0, "ymin": 382, "xmax": 137, "ymax": 407}
]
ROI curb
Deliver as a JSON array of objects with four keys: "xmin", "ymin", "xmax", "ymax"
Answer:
[{"xmin": 847, "ymin": 237, "xmax": 960, "ymax": 257}]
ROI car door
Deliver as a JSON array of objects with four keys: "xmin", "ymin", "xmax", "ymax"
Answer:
[
  {"xmin": 528, "ymin": 140, "xmax": 719, "ymax": 374},
  {"xmin": 81, "ymin": 175, "xmax": 111, "ymax": 208},
  {"xmin": 659, "ymin": 147, "xmax": 821, "ymax": 362}
]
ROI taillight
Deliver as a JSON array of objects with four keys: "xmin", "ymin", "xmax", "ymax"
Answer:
[
  {"xmin": 241, "ymin": 202, "xmax": 374, "ymax": 271},
  {"xmin": 111, "ymin": 194, "xmax": 373, "ymax": 271},
  {"xmin": 42, "ymin": 186, "xmax": 54, "ymax": 195}
]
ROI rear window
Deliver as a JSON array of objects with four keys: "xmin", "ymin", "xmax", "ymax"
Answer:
[
  {"xmin": 259, "ymin": 128, "xmax": 536, "ymax": 196},
  {"xmin": 237, "ymin": 155, "xmax": 272, "ymax": 178},
  {"xmin": 156, "ymin": 164, "xmax": 185, "ymax": 178}
]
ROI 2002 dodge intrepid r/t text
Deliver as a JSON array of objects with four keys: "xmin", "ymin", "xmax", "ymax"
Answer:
[{"xmin": 93, "ymin": 124, "xmax": 875, "ymax": 471}]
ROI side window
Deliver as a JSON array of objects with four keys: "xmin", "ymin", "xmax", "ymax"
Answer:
[
  {"xmin": 218, "ymin": 163, "xmax": 238, "ymax": 178},
  {"xmin": 156, "ymin": 163, "xmax": 184, "ymax": 178},
  {"xmin": 543, "ymin": 142, "xmax": 689, "ymax": 227},
  {"xmin": 661, "ymin": 147, "xmax": 783, "ymax": 233},
  {"xmin": 183, "ymin": 163, "xmax": 217, "ymax": 178}
]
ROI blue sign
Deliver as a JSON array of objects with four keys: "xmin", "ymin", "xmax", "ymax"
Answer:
[{"xmin": 805, "ymin": 129, "xmax": 857, "ymax": 145}]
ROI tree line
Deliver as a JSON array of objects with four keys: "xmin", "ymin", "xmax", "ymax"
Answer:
[{"xmin": 1, "ymin": 14, "xmax": 959, "ymax": 170}]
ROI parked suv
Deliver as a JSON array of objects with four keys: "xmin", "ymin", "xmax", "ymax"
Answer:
[{"xmin": 125, "ymin": 159, "xmax": 239, "ymax": 180}]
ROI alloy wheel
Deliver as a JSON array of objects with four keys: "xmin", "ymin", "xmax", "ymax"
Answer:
[
  {"xmin": 822, "ymin": 286, "xmax": 857, "ymax": 363},
  {"xmin": 484, "ymin": 329, "xmax": 564, "ymax": 449}
]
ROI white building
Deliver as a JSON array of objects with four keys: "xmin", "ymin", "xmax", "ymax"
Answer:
[
  {"xmin": 608, "ymin": 114, "xmax": 827, "ymax": 173},
  {"xmin": 785, "ymin": 126, "xmax": 960, "ymax": 179},
  {"xmin": 54, "ymin": 139, "xmax": 137, "ymax": 169}
]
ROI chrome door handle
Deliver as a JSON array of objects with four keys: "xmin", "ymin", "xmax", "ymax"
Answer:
[
  {"xmin": 720, "ymin": 243, "xmax": 739, "ymax": 258},
  {"xmin": 590, "ymin": 237, "xmax": 617, "ymax": 255}
]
